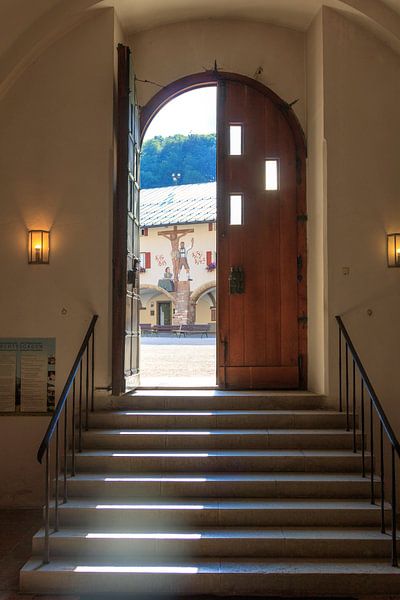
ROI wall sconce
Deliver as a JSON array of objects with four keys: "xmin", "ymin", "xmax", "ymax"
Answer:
[
  {"xmin": 28, "ymin": 230, "xmax": 50, "ymax": 264},
  {"xmin": 387, "ymin": 233, "xmax": 400, "ymax": 268}
]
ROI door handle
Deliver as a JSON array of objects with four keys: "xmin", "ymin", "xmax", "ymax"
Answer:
[
  {"xmin": 128, "ymin": 258, "xmax": 140, "ymax": 286},
  {"xmin": 229, "ymin": 266, "xmax": 245, "ymax": 294}
]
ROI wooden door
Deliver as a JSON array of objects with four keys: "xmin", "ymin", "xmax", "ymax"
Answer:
[
  {"xmin": 112, "ymin": 44, "xmax": 141, "ymax": 395},
  {"xmin": 217, "ymin": 78, "xmax": 305, "ymax": 389}
]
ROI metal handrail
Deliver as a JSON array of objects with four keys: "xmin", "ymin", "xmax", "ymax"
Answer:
[
  {"xmin": 336, "ymin": 316, "xmax": 400, "ymax": 457},
  {"xmin": 37, "ymin": 314, "xmax": 98, "ymax": 464},
  {"xmin": 36, "ymin": 314, "xmax": 98, "ymax": 564},
  {"xmin": 336, "ymin": 315, "xmax": 399, "ymax": 567}
]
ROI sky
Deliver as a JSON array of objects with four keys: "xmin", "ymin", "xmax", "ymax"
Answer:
[{"xmin": 144, "ymin": 86, "xmax": 217, "ymax": 141}]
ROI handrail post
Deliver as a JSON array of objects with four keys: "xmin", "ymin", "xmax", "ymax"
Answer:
[
  {"xmin": 380, "ymin": 423, "xmax": 385, "ymax": 534},
  {"xmin": 85, "ymin": 345, "xmax": 89, "ymax": 431},
  {"xmin": 54, "ymin": 422, "xmax": 59, "ymax": 532},
  {"xmin": 72, "ymin": 379, "xmax": 76, "ymax": 476},
  {"xmin": 392, "ymin": 447, "xmax": 398, "ymax": 567},
  {"xmin": 79, "ymin": 360, "xmax": 83, "ymax": 453},
  {"xmin": 370, "ymin": 399, "xmax": 375, "ymax": 505},
  {"xmin": 44, "ymin": 447, "xmax": 50, "ymax": 564},
  {"xmin": 361, "ymin": 379, "xmax": 365, "ymax": 478},
  {"xmin": 63, "ymin": 399, "xmax": 68, "ymax": 504},
  {"xmin": 345, "ymin": 343, "xmax": 349, "ymax": 431},
  {"xmin": 352, "ymin": 359, "xmax": 356, "ymax": 453},
  {"xmin": 338, "ymin": 328, "xmax": 342, "ymax": 412},
  {"xmin": 91, "ymin": 330, "xmax": 95, "ymax": 412}
]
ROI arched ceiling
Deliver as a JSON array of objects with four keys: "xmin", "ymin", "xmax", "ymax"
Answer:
[
  {"xmin": 1, "ymin": 0, "xmax": 400, "ymax": 99},
  {"xmin": 109, "ymin": 0, "xmax": 346, "ymax": 33},
  {"xmin": 107, "ymin": 0, "xmax": 400, "ymax": 34}
]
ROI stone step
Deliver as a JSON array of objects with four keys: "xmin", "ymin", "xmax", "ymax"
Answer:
[
  {"xmin": 65, "ymin": 472, "xmax": 378, "ymax": 499},
  {"xmin": 88, "ymin": 409, "xmax": 351, "ymax": 430},
  {"xmin": 51, "ymin": 498, "xmax": 388, "ymax": 528},
  {"xmin": 95, "ymin": 390, "xmax": 325, "ymax": 411},
  {"xmin": 81, "ymin": 428, "xmax": 360, "ymax": 450},
  {"xmin": 73, "ymin": 448, "xmax": 371, "ymax": 473},
  {"xmin": 20, "ymin": 557, "xmax": 400, "ymax": 595},
  {"xmin": 32, "ymin": 527, "xmax": 397, "ymax": 559}
]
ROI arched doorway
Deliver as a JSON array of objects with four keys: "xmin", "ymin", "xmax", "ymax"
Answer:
[
  {"xmin": 141, "ymin": 72, "xmax": 307, "ymax": 390},
  {"xmin": 113, "ymin": 56, "xmax": 306, "ymax": 392}
]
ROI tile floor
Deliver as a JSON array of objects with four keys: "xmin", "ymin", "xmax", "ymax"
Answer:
[
  {"xmin": 0, "ymin": 509, "xmax": 76, "ymax": 600},
  {"xmin": 2, "ymin": 511, "xmax": 400, "ymax": 600},
  {"xmin": 0, "ymin": 509, "xmax": 77, "ymax": 599},
  {"xmin": 0, "ymin": 509, "xmax": 42, "ymax": 596}
]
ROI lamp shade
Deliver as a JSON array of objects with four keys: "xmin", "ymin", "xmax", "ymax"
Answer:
[
  {"xmin": 28, "ymin": 230, "xmax": 50, "ymax": 264},
  {"xmin": 387, "ymin": 233, "xmax": 400, "ymax": 268}
]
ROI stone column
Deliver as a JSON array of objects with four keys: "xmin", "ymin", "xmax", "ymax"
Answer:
[{"xmin": 172, "ymin": 281, "xmax": 195, "ymax": 325}]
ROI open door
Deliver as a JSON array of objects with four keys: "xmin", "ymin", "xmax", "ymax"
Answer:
[
  {"xmin": 112, "ymin": 44, "xmax": 141, "ymax": 395},
  {"xmin": 217, "ymin": 76, "xmax": 305, "ymax": 389}
]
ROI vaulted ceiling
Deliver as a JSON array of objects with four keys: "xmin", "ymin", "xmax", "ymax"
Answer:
[
  {"xmin": 109, "ymin": 0, "xmax": 400, "ymax": 33},
  {"xmin": 1, "ymin": 0, "xmax": 400, "ymax": 100}
]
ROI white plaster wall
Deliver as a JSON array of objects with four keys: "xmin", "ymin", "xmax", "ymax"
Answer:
[
  {"xmin": 306, "ymin": 11, "xmax": 329, "ymax": 395},
  {"xmin": 0, "ymin": 417, "xmax": 49, "ymax": 507},
  {"xmin": 130, "ymin": 19, "xmax": 306, "ymax": 129},
  {"xmin": 322, "ymin": 8, "xmax": 400, "ymax": 433},
  {"xmin": 0, "ymin": 10, "xmax": 116, "ymax": 506}
]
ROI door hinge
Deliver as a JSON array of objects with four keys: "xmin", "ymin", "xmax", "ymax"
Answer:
[
  {"xmin": 298, "ymin": 314, "xmax": 308, "ymax": 326},
  {"xmin": 297, "ymin": 255, "xmax": 303, "ymax": 283},
  {"xmin": 297, "ymin": 213, "xmax": 308, "ymax": 223},
  {"xmin": 298, "ymin": 354, "xmax": 303, "ymax": 371}
]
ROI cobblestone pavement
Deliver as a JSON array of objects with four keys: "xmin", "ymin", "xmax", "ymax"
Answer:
[{"xmin": 140, "ymin": 338, "xmax": 216, "ymax": 386}]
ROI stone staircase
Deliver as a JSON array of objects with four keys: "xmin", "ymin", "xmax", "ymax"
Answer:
[{"xmin": 20, "ymin": 390, "xmax": 400, "ymax": 595}]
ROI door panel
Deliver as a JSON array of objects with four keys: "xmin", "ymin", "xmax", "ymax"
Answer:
[
  {"xmin": 217, "ymin": 79, "xmax": 300, "ymax": 389},
  {"xmin": 112, "ymin": 44, "xmax": 140, "ymax": 395}
]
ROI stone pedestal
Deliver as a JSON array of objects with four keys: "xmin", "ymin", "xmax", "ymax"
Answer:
[{"xmin": 172, "ymin": 281, "xmax": 195, "ymax": 325}]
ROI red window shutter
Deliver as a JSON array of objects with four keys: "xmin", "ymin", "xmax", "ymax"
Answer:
[
  {"xmin": 206, "ymin": 251, "xmax": 212, "ymax": 266},
  {"xmin": 145, "ymin": 252, "xmax": 151, "ymax": 268},
  {"xmin": 144, "ymin": 227, "xmax": 148, "ymax": 236}
]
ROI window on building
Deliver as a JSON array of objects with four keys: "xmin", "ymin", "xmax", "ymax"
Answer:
[
  {"xmin": 140, "ymin": 227, "xmax": 149, "ymax": 236},
  {"xmin": 140, "ymin": 252, "xmax": 151, "ymax": 269}
]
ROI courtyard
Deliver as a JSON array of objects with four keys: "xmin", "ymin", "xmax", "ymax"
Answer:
[{"xmin": 140, "ymin": 335, "xmax": 216, "ymax": 387}]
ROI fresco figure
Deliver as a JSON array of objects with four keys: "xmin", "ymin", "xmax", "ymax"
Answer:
[
  {"xmin": 158, "ymin": 225, "xmax": 194, "ymax": 284},
  {"xmin": 177, "ymin": 239, "xmax": 194, "ymax": 281}
]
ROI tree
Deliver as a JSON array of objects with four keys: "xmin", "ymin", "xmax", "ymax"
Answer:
[{"xmin": 141, "ymin": 133, "xmax": 216, "ymax": 188}]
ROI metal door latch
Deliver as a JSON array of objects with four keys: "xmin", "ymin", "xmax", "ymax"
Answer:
[
  {"xmin": 128, "ymin": 257, "xmax": 140, "ymax": 287},
  {"xmin": 229, "ymin": 266, "xmax": 245, "ymax": 294}
]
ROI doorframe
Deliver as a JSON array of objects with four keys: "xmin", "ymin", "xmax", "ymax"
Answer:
[
  {"xmin": 135, "ymin": 70, "xmax": 307, "ymax": 388},
  {"xmin": 157, "ymin": 300, "xmax": 172, "ymax": 326}
]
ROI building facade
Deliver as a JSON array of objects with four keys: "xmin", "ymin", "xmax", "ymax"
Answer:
[{"xmin": 139, "ymin": 183, "xmax": 216, "ymax": 327}]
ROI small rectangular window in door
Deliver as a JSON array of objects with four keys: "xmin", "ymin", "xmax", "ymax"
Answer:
[
  {"xmin": 229, "ymin": 125, "xmax": 243, "ymax": 155},
  {"xmin": 230, "ymin": 194, "xmax": 243, "ymax": 225},
  {"xmin": 265, "ymin": 159, "xmax": 279, "ymax": 190}
]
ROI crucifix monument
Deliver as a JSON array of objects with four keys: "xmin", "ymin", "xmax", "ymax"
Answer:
[{"xmin": 158, "ymin": 225, "xmax": 195, "ymax": 325}]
